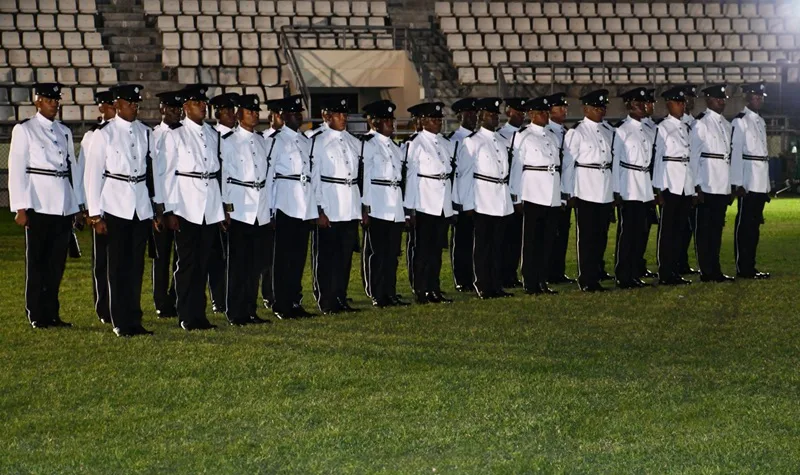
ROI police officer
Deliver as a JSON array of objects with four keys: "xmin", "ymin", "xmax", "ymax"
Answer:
[
  {"xmin": 678, "ymin": 85, "xmax": 700, "ymax": 275},
  {"xmin": 510, "ymin": 95, "xmax": 561, "ymax": 295},
  {"xmin": 80, "ymin": 90, "xmax": 116, "ymax": 324},
  {"xmin": 611, "ymin": 87, "xmax": 655, "ymax": 289},
  {"xmin": 269, "ymin": 95, "xmax": 317, "ymax": 319},
  {"xmin": 85, "ymin": 84, "xmax": 158, "ymax": 337},
  {"xmin": 653, "ymin": 86, "xmax": 694, "ymax": 286},
  {"xmin": 638, "ymin": 89, "xmax": 659, "ymax": 280},
  {"xmin": 448, "ymin": 97, "xmax": 478, "ymax": 292},
  {"xmin": 206, "ymin": 92, "xmax": 239, "ymax": 313},
  {"xmin": 220, "ymin": 94, "xmax": 273, "ymax": 325},
  {"xmin": 731, "ymin": 81, "xmax": 771, "ymax": 280},
  {"xmin": 151, "ymin": 90, "xmax": 184, "ymax": 319},
  {"xmin": 562, "ymin": 89, "xmax": 614, "ymax": 292},
  {"xmin": 309, "ymin": 98, "xmax": 362, "ymax": 315},
  {"xmin": 9, "ymin": 82, "xmax": 84, "ymax": 329},
  {"xmin": 691, "ymin": 84, "xmax": 735, "ymax": 283},
  {"xmin": 404, "ymin": 102, "xmax": 456, "ymax": 304},
  {"xmin": 160, "ymin": 84, "xmax": 224, "ymax": 331},
  {"xmin": 360, "ymin": 100, "xmax": 408, "ymax": 308},
  {"xmin": 457, "ymin": 98, "xmax": 513, "ymax": 299},
  {"xmin": 259, "ymin": 102, "xmax": 282, "ymax": 310},
  {"xmin": 495, "ymin": 98, "xmax": 527, "ymax": 288},
  {"xmin": 544, "ymin": 92, "xmax": 576, "ymax": 285}
]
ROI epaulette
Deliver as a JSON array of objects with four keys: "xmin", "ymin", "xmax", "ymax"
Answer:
[
  {"xmin": 613, "ymin": 119, "xmax": 625, "ymax": 128},
  {"xmin": 359, "ymin": 134, "xmax": 375, "ymax": 142},
  {"xmin": 734, "ymin": 112, "xmax": 746, "ymax": 120},
  {"xmin": 440, "ymin": 134, "xmax": 450, "ymax": 141},
  {"xmin": 518, "ymin": 126, "xmax": 528, "ymax": 133},
  {"xmin": 403, "ymin": 133, "xmax": 418, "ymax": 144},
  {"xmin": 309, "ymin": 129, "xmax": 324, "ymax": 139},
  {"xmin": 19, "ymin": 118, "xmax": 30, "ymax": 124},
  {"xmin": 694, "ymin": 112, "xmax": 706, "ymax": 121},
  {"xmin": 89, "ymin": 121, "xmax": 102, "ymax": 131},
  {"xmin": 256, "ymin": 131, "xmax": 263, "ymax": 137},
  {"xmin": 497, "ymin": 131, "xmax": 509, "ymax": 140},
  {"xmin": 643, "ymin": 121, "xmax": 654, "ymax": 129},
  {"xmin": 547, "ymin": 128, "xmax": 555, "ymax": 134},
  {"xmin": 445, "ymin": 131, "xmax": 456, "ymax": 140},
  {"xmin": 466, "ymin": 130, "xmax": 478, "ymax": 138},
  {"xmin": 601, "ymin": 122, "xmax": 612, "ymax": 131},
  {"xmin": 654, "ymin": 118, "xmax": 664, "ymax": 125},
  {"xmin": 169, "ymin": 122, "xmax": 183, "ymax": 130},
  {"xmin": 269, "ymin": 129, "xmax": 281, "ymax": 138},
  {"xmin": 222, "ymin": 131, "xmax": 234, "ymax": 139},
  {"xmin": 573, "ymin": 120, "xmax": 583, "ymax": 128}
]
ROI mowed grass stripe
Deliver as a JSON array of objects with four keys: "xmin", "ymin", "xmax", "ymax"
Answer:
[{"xmin": 1, "ymin": 199, "xmax": 799, "ymax": 473}]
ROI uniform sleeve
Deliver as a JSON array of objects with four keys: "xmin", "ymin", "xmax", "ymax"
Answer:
[
  {"xmin": 85, "ymin": 129, "xmax": 107, "ymax": 217},
  {"xmin": 730, "ymin": 118, "xmax": 745, "ymax": 188},
  {"xmin": 652, "ymin": 127, "xmax": 666, "ymax": 190},
  {"xmin": 562, "ymin": 129, "xmax": 578, "ymax": 197},
  {"xmin": 66, "ymin": 129, "xmax": 85, "ymax": 209},
  {"xmin": 220, "ymin": 138, "xmax": 233, "ymax": 206},
  {"xmin": 403, "ymin": 141, "xmax": 420, "ymax": 213},
  {"xmin": 360, "ymin": 141, "xmax": 374, "ymax": 208},
  {"xmin": 457, "ymin": 138, "xmax": 476, "ymax": 210},
  {"xmin": 78, "ymin": 130, "xmax": 93, "ymax": 205},
  {"xmin": 161, "ymin": 130, "xmax": 179, "ymax": 213},
  {"xmin": 152, "ymin": 128, "xmax": 167, "ymax": 205},
  {"xmin": 509, "ymin": 136, "xmax": 524, "ymax": 204},
  {"xmin": 689, "ymin": 121, "xmax": 705, "ymax": 189},
  {"xmin": 8, "ymin": 124, "xmax": 31, "ymax": 211},
  {"xmin": 264, "ymin": 140, "xmax": 276, "ymax": 218},
  {"xmin": 311, "ymin": 136, "xmax": 324, "ymax": 212},
  {"xmin": 611, "ymin": 129, "xmax": 626, "ymax": 195}
]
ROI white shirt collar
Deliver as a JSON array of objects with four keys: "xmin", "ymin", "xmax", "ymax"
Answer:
[
  {"xmin": 501, "ymin": 122, "xmax": 520, "ymax": 132},
  {"xmin": 528, "ymin": 122, "xmax": 547, "ymax": 134},
  {"xmin": 421, "ymin": 129, "xmax": 438, "ymax": 140},
  {"xmin": 547, "ymin": 120, "xmax": 564, "ymax": 131},
  {"xmin": 35, "ymin": 111, "xmax": 54, "ymax": 126},
  {"xmin": 478, "ymin": 126, "xmax": 494, "ymax": 136},
  {"xmin": 583, "ymin": 117, "xmax": 600, "ymax": 126},
  {"xmin": 704, "ymin": 108, "xmax": 722, "ymax": 120},
  {"xmin": 216, "ymin": 123, "xmax": 232, "ymax": 134},
  {"xmin": 666, "ymin": 114, "xmax": 683, "ymax": 124},
  {"xmin": 372, "ymin": 130, "xmax": 393, "ymax": 144},
  {"xmin": 281, "ymin": 126, "xmax": 299, "ymax": 139},
  {"xmin": 114, "ymin": 115, "xmax": 133, "ymax": 128},
  {"xmin": 236, "ymin": 125, "xmax": 254, "ymax": 137},
  {"xmin": 457, "ymin": 125, "xmax": 473, "ymax": 135},
  {"xmin": 743, "ymin": 107, "xmax": 758, "ymax": 117},
  {"xmin": 184, "ymin": 118, "xmax": 204, "ymax": 132},
  {"xmin": 626, "ymin": 115, "xmax": 642, "ymax": 126}
]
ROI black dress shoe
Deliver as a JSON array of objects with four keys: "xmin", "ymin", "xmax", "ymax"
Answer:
[
  {"xmin": 425, "ymin": 291, "xmax": 442, "ymax": 303},
  {"xmin": 337, "ymin": 298, "xmax": 361, "ymax": 312},
  {"xmin": 272, "ymin": 310, "xmax": 291, "ymax": 320},
  {"xmin": 455, "ymin": 284, "xmax": 475, "ymax": 293},
  {"xmin": 113, "ymin": 326, "xmax": 133, "ymax": 337},
  {"xmin": 680, "ymin": 267, "xmax": 700, "ymax": 275},
  {"xmin": 632, "ymin": 279, "xmax": 648, "ymax": 287},
  {"xmin": 598, "ymin": 271, "xmax": 613, "ymax": 281},
  {"xmin": 262, "ymin": 299, "xmax": 273, "ymax": 310},
  {"xmin": 156, "ymin": 308, "xmax": 177, "ymax": 319},
  {"xmin": 615, "ymin": 280, "xmax": 637, "ymax": 289},
  {"xmin": 477, "ymin": 291, "xmax": 496, "ymax": 299},
  {"xmin": 180, "ymin": 320, "xmax": 217, "ymax": 331},
  {"xmin": 524, "ymin": 287, "xmax": 543, "ymax": 295},
  {"xmin": 539, "ymin": 284, "xmax": 558, "ymax": 295},
  {"xmin": 321, "ymin": 308, "xmax": 341, "ymax": 315},
  {"xmin": 50, "ymin": 318, "xmax": 73, "ymax": 328},
  {"xmin": 30, "ymin": 320, "xmax": 50, "ymax": 329},
  {"xmin": 754, "ymin": 271, "xmax": 771, "ymax": 280},
  {"xmin": 504, "ymin": 279, "xmax": 523, "ymax": 289},
  {"xmin": 291, "ymin": 305, "xmax": 314, "ymax": 318},
  {"xmin": 414, "ymin": 292, "xmax": 429, "ymax": 304},
  {"xmin": 249, "ymin": 315, "xmax": 271, "ymax": 324},
  {"xmin": 549, "ymin": 275, "xmax": 577, "ymax": 284},
  {"xmin": 390, "ymin": 296, "xmax": 410, "ymax": 306},
  {"xmin": 430, "ymin": 291, "xmax": 453, "ymax": 303},
  {"xmin": 675, "ymin": 276, "xmax": 692, "ymax": 285},
  {"xmin": 133, "ymin": 325, "xmax": 154, "ymax": 335},
  {"xmin": 228, "ymin": 319, "xmax": 249, "ymax": 326},
  {"xmin": 211, "ymin": 304, "xmax": 226, "ymax": 314},
  {"xmin": 372, "ymin": 298, "xmax": 391, "ymax": 308},
  {"xmin": 99, "ymin": 317, "xmax": 112, "ymax": 325},
  {"xmin": 495, "ymin": 290, "xmax": 513, "ymax": 298},
  {"xmin": 581, "ymin": 283, "xmax": 608, "ymax": 292},
  {"xmin": 642, "ymin": 269, "xmax": 658, "ymax": 279}
]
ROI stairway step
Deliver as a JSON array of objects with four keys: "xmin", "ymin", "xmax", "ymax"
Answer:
[
  {"xmin": 108, "ymin": 36, "xmax": 154, "ymax": 46},
  {"xmin": 119, "ymin": 70, "xmax": 164, "ymax": 81},
  {"xmin": 114, "ymin": 52, "xmax": 160, "ymax": 62},
  {"xmin": 102, "ymin": 20, "xmax": 147, "ymax": 28}
]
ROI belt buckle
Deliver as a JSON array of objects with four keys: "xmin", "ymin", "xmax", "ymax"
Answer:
[
  {"xmin": 300, "ymin": 174, "xmax": 308, "ymax": 184},
  {"xmin": 439, "ymin": 173, "xmax": 447, "ymax": 180},
  {"xmin": 390, "ymin": 179, "xmax": 398, "ymax": 188},
  {"xmin": 345, "ymin": 178, "xmax": 354, "ymax": 186},
  {"xmin": 200, "ymin": 172, "xmax": 210, "ymax": 180},
  {"xmin": 548, "ymin": 164, "xmax": 557, "ymax": 174},
  {"xmin": 128, "ymin": 175, "xmax": 138, "ymax": 184}
]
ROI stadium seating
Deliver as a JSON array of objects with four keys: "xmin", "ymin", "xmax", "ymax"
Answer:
[
  {"xmin": 0, "ymin": 0, "xmax": 115, "ymax": 122},
  {"xmin": 435, "ymin": 1, "xmax": 800, "ymax": 85}
]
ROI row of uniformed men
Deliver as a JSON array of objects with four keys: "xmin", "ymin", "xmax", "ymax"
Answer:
[{"xmin": 9, "ymin": 80, "xmax": 771, "ymax": 335}]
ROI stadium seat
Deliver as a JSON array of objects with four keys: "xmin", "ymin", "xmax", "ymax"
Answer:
[
  {"xmin": 72, "ymin": 50, "xmax": 91, "ymax": 67},
  {"xmin": 0, "ymin": 0, "xmax": 15, "ymax": 13},
  {"xmin": 470, "ymin": 2, "xmax": 488, "ymax": 17},
  {"xmin": 488, "ymin": 2, "xmax": 505, "ymax": 17},
  {"xmin": 434, "ymin": 2, "xmax": 450, "ymax": 17}
]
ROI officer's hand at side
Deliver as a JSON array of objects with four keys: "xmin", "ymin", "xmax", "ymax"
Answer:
[
  {"xmin": 655, "ymin": 193, "xmax": 665, "ymax": 207},
  {"xmin": 405, "ymin": 215, "xmax": 415, "ymax": 228},
  {"xmin": 361, "ymin": 211, "xmax": 370, "ymax": 228},
  {"xmin": 165, "ymin": 215, "xmax": 180, "ymax": 231},
  {"xmin": 513, "ymin": 203, "xmax": 523, "ymax": 214},
  {"xmin": 220, "ymin": 212, "xmax": 231, "ymax": 232},
  {"xmin": 153, "ymin": 217, "xmax": 163, "ymax": 232},
  {"xmin": 735, "ymin": 186, "xmax": 746, "ymax": 198},
  {"xmin": 93, "ymin": 218, "xmax": 108, "ymax": 235},
  {"xmin": 14, "ymin": 209, "xmax": 28, "ymax": 228},
  {"xmin": 613, "ymin": 193, "xmax": 622, "ymax": 207},
  {"xmin": 567, "ymin": 197, "xmax": 578, "ymax": 208},
  {"xmin": 317, "ymin": 212, "xmax": 331, "ymax": 228}
]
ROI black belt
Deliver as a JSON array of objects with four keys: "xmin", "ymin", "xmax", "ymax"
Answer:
[
  {"xmin": 175, "ymin": 170, "xmax": 220, "ymax": 180},
  {"xmin": 25, "ymin": 167, "xmax": 69, "ymax": 178},
  {"xmin": 103, "ymin": 171, "xmax": 147, "ymax": 183},
  {"xmin": 321, "ymin": 176, "xmax": 357, "ymax": 186},
  {"xmin": 663, "ymin": 156, "xmax": 689, "ymax": 163},
  {"xmin": 743, "ymin": 154, "xmax": 768, "ymax": 161},
  {"xmin": 619, "ymin": 162, "xmax": 649, "ymax": 172},
  {"xmin": 227, "ymin": 177, "xmax": 266, "ymax": 190},
  {"xmin": 700, "ymin": 152, "xmax": 728, "ymax": 160},
  {"xmin": 275, "ymin": 173, "xmax": 309, "ymax": 183},
  {"xmin": 575, "ymin": 162, "xmax": 612, "ymax": 170},
  {"xmin": 417, "ymin": 172, "xmax": 452, "ymax": 181},
  {"xmin": 371, "ymin": 178, "xmax": 400, "ymax": 188},
  {"xmin": 523, "ymin": 164, "xmax": 561, "ymax": 173},
  {"xmin": 473, "ymin": 173, "xmax": 509, "ymax": 184}
]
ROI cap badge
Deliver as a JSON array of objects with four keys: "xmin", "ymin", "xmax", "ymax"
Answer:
[{"xmin": 53, "ymin": 86, "xmax": 59, "ymax": 92}]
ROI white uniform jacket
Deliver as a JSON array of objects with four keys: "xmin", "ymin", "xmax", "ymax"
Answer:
[
  {"xmin": 271, "ymin": 126, "xmax": 318, "ymax": 220},
  {"xmin": 221, "ymin": 126, "xmax": 275, "ymax": 225},
  {"xmin": 403, "ymin": 130, "xmax": 456, "ymax": 217},
  {"xmin": 653, "ymin": 115, "xmax": 694, "ymax": 196},
  {"xmin": 562, "ymin": 118, "xmax": 615, "ymax": 204},
  {"xmin": 690, "ymin": 108, "xmax": 733, "ymax": 195},
  {"xmin": 361, "ymin": 131, "xmax": 405, "ymax": 222},
  {"xmin": 448, "ymin": 126, "xmax": 474, "ymax": 209},
  {"xmin": 510, "ymin": 123, "xmax": 561, "ymax": 207},
  {"xmin": 160, "ymin": 119, "xmax": 224, "ymax": 225},
  {"xmin": 457, "ymin": 127, "xmax": 513, "ymax": 216},
  {"xmin": 85, "ymin": 117, "xmax": 156, "ymax": 220},
  {"xmin": 731, "ymin": 107, "xmax": 770, "ymax": 193},
  {"xmin": 8, "ymin": 112, "xmax": 84, "ymax": 215},
  {"xmin": 612, "ymin": 116, "xmax": 655, "ymax": 202},
  {"xmin": 310, "ymin": 127, "xmax": 361, "ymax": 222},
  {"xmin": 545, "ymin": 120, "xmax": 570, "ymax": 198}
]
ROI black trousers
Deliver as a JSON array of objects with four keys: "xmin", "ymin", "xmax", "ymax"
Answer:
[
  {"xmin": 207, "ymin": 229, "xmax": 227, "ymax": 310},
  {"xmin": 226, "ymin": 219, "xmax": 268, "ymax": 323},
  {"xmin": 152, "ymin": 227, "xmax": 176, "ymax": 313},
  {"xmin": 695, "ymin": 193, "xmax": 729, "ymax": 278},
  {"xmin": 734, "ymin": 192, "xmax": 769, "ymax": 276},
  {"xmin": 501, "ymin": 212, "xmax": 523, "ymax": 285},
  {"xmin": 638, "ymin": 201, "xmax": 658, "ymax": 277},
  {"xmin": 24, "ymin": 210, "xmax": 72, "ymax": 326},
  {"xmin": 259, "ymin": 226, "xmax": 275, "ymax": 304},
  {"xmin": 598, "ymin": 206, "xmax": 613, "ymax": 276},
  {"xmin": 407, "ymin": 212, "xmax": 448, "ymax": 294},
  {"xmin": 678, "ymin": 209, "xmax": 696, "ymax": 272},
  {"xmin": 174, "ymin": 216, "xmax": 217, "ymax": 327},
  {"xmin": 548, "ymin": 206, "xmax": 572, "ymax": 281},
  {"xmin": 105, "ymin": 213, "xmax": 149, "ymax": 332},
  {"xmin": 91, "ymin": 229, "xmax": 110, "ymax": 321},
  {"xmin": 522, "ymin": 202, "xmax": 558, "ymax": 289},
  {"xmin": 449, "ymin": 211, "xmax": 474, "ymax": 289},
  {"xmin": 272, "ymin": 210, "xmax": 311, "ymax": 314},
  {"xmin": 575, "ymin": 199, "xmax": 612, "ymax": 288},
  {"xmin": 312, "ymin": 220, "xmax": 358, "ymax": 312},
  {"xmin": 657, "ymin": 190, "xmax": 693, "ymax": 280},
  {"xmin": 362, "ymin": 218, "xmax": 403, "ymax": 302},
  {"xmin": 614, "ymin": 201, "xmax": 647, "ymax": 284},
  {"xmin": 472, "ymin": 212, "xmax": 507, "ymax": 294}
]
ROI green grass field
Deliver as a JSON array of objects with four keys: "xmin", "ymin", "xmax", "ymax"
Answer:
[{"xmin": 2, "ymin": 199, "xmax": 799, "ymax": 473}]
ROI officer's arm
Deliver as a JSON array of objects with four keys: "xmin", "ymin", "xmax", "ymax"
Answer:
[
  {"xmin": 402, "ymin": 142, "xmax": 419, "ymax": 214},
  {"xmin": 461, "ymin": 140, "xmax": 477, "ymax": 211},
  {"xmin": 8, "ymin": 124, "xmax": 31, "ymax": 212},
  {"xmin": 652, "ymin": 128, "xmax": 666, "ymax": 191},
  {"xmin": 690, "ymin": 121, "xmax": 708, "ymax": 193},
  {"xmin": 79, "ymin": 131, "xmax": 93, "ymax": 204},
  {"xmin": 611, "ymin": 130, "xmax": 625, "ymax": 195},
  {"xmin": 67, "ymin": 129, "xmax": 85, "ymax": 209},
  {"xmin": 148, "ymin": 129, "xmax": 163, "ymax": 206},
  {"xmin": 509, "ymin": 137, "xmax": 523, "ymax": 204},
  {"xmin": 311, "ymin": 138, "xmax": 324, "ymax": 216},
  {"xmin": 360, "ymin": 141, "xmax": 373, "ymax": 209},
  {"xmin": 730, "ymin": 119, "xmax": 745, "ymax": 188},
  {"xmin": 161, "ymin": 130, "xmax": 179, "ymax": 213},
  {"xmin": 562, "ymin": 129, "xmax": 578, "ymax": 198},
  {"xmin": 85, "ymin": 129, "xmax": 108, "ymax": 218},
  {"xmin": 152, "ymin": 130, "xmax": 167, "ymax": 206},
  {"xmin": 220, "ymin": 138, "xmax": 233, "ymax": 210}
]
